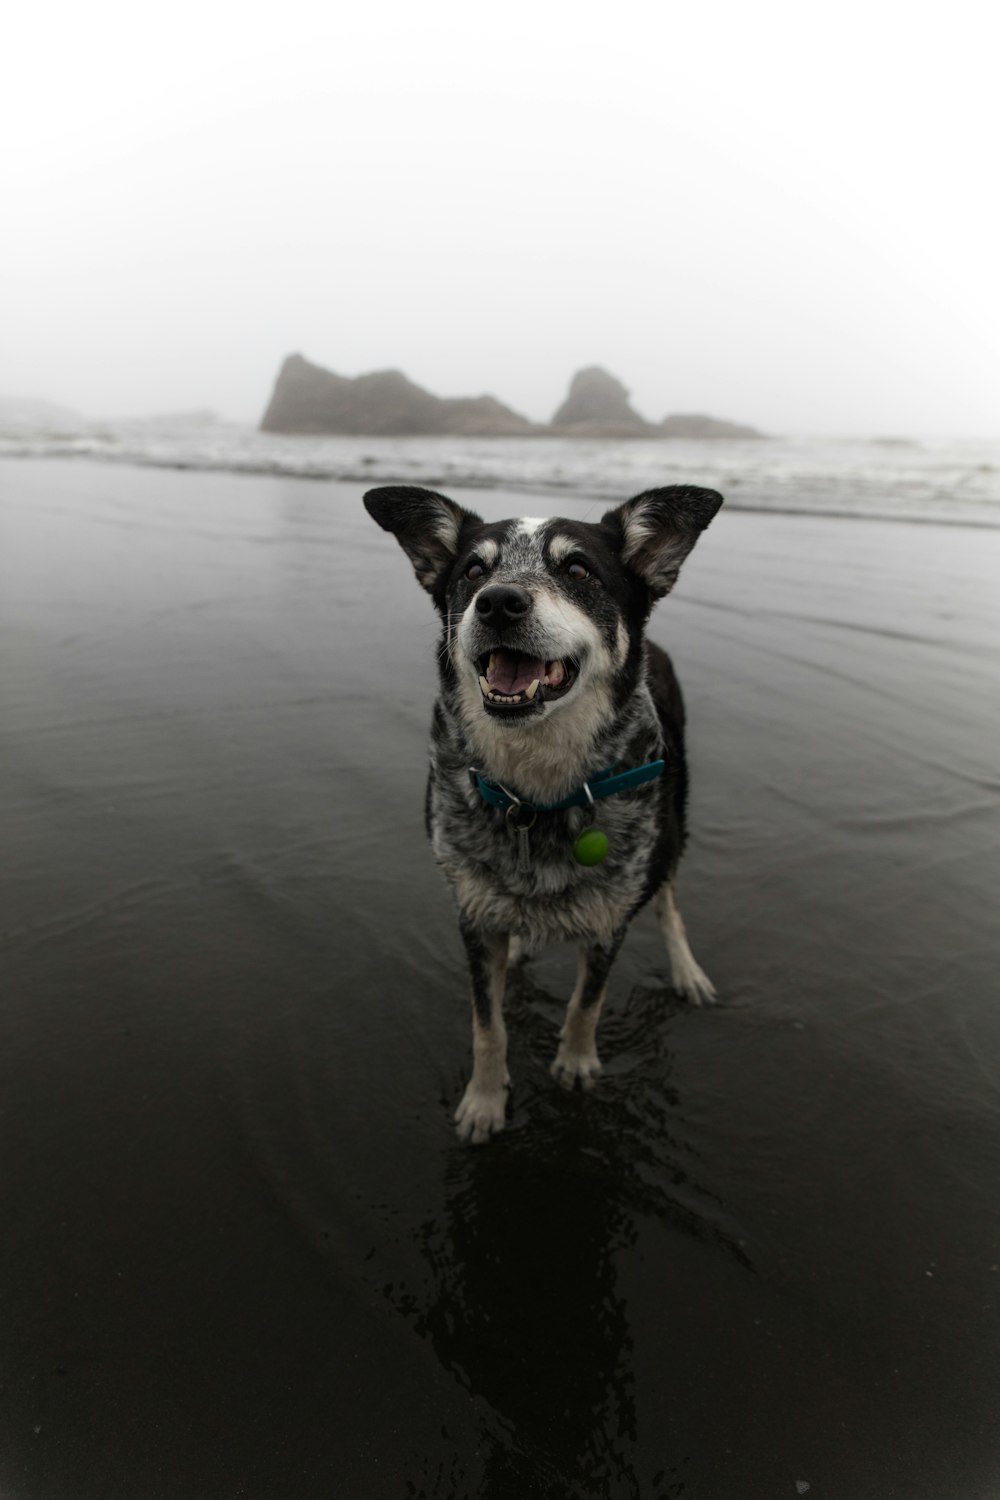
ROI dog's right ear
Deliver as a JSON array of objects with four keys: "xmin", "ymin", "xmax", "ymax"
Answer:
[{"xmin": 364, "ymin": 486, "xmax": 482, "ymax": 595}]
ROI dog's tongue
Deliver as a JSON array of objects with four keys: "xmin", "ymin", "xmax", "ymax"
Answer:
[{"xmin": 486, "ymin": 650, "xmax": 546, "ymax": 694}]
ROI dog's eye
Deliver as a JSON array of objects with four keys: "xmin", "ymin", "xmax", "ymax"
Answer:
[
  {"xmin": 466, "ymin": 560, "xmax": 485, "ymax": 581},
  {"xmin": 567, "ymin": 560, "xmax": 590, "ymax": 581}
]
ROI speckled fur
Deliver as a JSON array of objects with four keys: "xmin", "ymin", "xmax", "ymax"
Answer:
[{"xmin": 364, "ymin": 483, "xmax": 723, "ymax": 1141}]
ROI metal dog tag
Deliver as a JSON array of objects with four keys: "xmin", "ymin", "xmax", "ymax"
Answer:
[{"xmin": 505, "ymin": 802, "xmax": 537, "ymax": 875}]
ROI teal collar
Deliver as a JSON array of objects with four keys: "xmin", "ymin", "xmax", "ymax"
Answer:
[{"xmin": 471, "ymin": 759, "xmax": 665, "ymax": 814}]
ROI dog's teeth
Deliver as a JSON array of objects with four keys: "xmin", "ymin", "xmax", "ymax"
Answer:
[
  {"xmin": 547, "ymin": 660, "xmax": 565, "ymax": 686},
  {"xmin": 484, "ymin": 686, "xmax": 532, "ymax": 705},
  {"xmin": 524, "ymin": 680, "xmax": 539, "ymax": 699}
]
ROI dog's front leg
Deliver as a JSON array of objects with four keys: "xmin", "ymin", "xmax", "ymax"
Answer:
[
  {"xmin": 454, "ymin": 921, "xmax": 510, "ymax": 1145},
  {"xmin": 550, "ymin": 932, "xmax": 624, "ymax": 1090}
]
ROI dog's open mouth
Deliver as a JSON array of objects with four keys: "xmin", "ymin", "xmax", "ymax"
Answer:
[{"xmin": 476, "ymin": 650, "xmax": 578, "ymax": 713}]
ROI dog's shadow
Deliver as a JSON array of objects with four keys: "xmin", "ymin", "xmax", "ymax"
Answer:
[{"xmin": 400, "ymin": 970, "xmax": 751, "ymax": 1499}]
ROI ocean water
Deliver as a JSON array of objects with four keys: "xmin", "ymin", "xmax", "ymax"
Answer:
[{"xmin": 2, "ymin": 418, "xmax": 999, "ymax": 526}]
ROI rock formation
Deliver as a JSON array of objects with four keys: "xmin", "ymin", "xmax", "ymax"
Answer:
[
  {"xmin": 657, "ymin": 412, "xmax": 763, "ymax": 440},
  {"xmin": 260, "ymin": 354, "xmax": 536, "ymax": 437},
  {"xmin": 549, "ymin": 366, "xmax": 651, "ymax": 437},
  {"xmin": 259, "ymin": 354, "xmax": 764, "ymax": 439}
]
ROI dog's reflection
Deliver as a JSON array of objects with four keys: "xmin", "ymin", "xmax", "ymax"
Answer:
[{"xmin": 402, "ymin": 973, "xmax": 751, "ymax": 1500}]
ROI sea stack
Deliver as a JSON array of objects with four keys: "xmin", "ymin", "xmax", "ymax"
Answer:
[
  {"xmin": 258, "ymin": 353, "xmax": 765, "ymax": 440},
  {"xmin": 259, "ymin": 354, "xmax": 536, "ymax": 436},
  {"xmin": 657, "ymin": 412, "xmax": 764, "ymax": 439},
  {"xmin": 550, "ymin": 366, "xmax": 652, "ymax": 438}
]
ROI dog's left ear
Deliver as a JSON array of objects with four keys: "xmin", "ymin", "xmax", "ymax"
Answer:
[
  {"xmin": 364, "ymin": 485, "xmax": 482, "ymax": 595},
  {"xmin": 603, "ymin": 485, "xmax": 723, "ymax": 598}
]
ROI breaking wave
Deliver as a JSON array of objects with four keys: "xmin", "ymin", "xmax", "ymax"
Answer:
[{"xmin": 2, "ymin": 420, "xmax": 999, "ymax": 527}]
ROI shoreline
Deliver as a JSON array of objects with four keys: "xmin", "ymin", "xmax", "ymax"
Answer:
[{"xmin": 1, "ymin": 449, "xmax": 997, "ymax": 530}]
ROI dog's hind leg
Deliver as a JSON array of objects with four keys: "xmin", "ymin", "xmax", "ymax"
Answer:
[
  {"xmin": 455, "ymin": 922, "xmax": 511, "ymax": 1145},
  {"xmin": 551, "ymin": 933, "xmax": 624, "ymax": 1091},
  {"xmin": 656, "ymin": 879, "xmax": 716, "ymax": 1004}
]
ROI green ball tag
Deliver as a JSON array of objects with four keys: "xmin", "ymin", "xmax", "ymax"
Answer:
[{"xmin": 573, "ymin": 828, "xmax": 609, "ymax": 867}]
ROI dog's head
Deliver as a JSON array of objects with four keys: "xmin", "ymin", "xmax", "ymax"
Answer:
[{"xmin": 363, "ymin": 484, "xmax": 722, "ymax": 739}]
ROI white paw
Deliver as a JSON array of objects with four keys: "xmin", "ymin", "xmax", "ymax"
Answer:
[
  {"xmin": 670, "ymin": 950, "xmax": 718, "ymax": 1006},
  {"xmin": 550, "ymin": 1044, "xmax": 603, "ymax": 1091},
  {"xmin": 454, "ymin": 1081, "xmax": 508, "ymax": 1144}
]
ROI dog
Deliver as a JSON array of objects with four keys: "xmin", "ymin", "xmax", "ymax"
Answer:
[{"xmin": 363, "ymin": 482, "xmax": 723, "ymax": 1143}]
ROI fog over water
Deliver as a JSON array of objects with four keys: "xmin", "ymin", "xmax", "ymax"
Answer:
[{"xmin": 2, "ymin": 0, "xmax": 997, "ymax": 436}]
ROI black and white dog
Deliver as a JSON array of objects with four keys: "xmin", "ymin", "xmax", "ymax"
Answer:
[{"xmin": 364, "ymin": 483, "xmax": 723, "ymax": 1143}]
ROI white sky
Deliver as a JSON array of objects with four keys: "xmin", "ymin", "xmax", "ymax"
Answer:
[{"xmin": 2, "ymin": 0, "xmax": 997, "ymax": 435}]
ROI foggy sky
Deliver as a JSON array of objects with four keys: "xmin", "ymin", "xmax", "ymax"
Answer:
[{"xmin": 3, "ymin": 0, "xmax": 997, "ymax": 436}]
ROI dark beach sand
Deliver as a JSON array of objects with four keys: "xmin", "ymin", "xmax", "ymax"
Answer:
[{"xmin": 1, "ymin": 456, "xmax": 999, "ymax": 1499}]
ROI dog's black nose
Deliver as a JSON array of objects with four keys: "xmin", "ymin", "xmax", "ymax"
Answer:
[{"xmin": 474, "ymin": 584, "xmax": 531, "ymax": 625}]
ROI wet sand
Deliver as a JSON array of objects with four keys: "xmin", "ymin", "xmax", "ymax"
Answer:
[{"xmin": 1, "ymin": 456, "xmax": 999, "ymax": 1499}]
